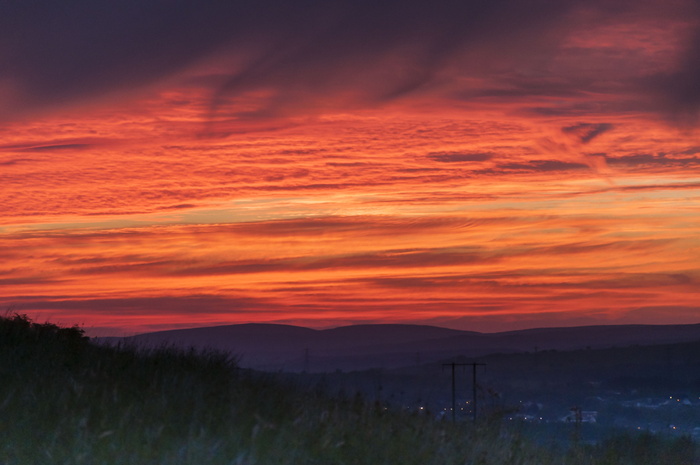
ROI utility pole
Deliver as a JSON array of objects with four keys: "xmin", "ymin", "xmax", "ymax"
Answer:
[
  {"xmin": 471, "ymin": 362, "xmax": 486, "ymax": 421},
  {"xmin": 443, "ymin": 362, "xmax": 467, "ymax": 422},
  {"xmin": 442, "ymin": 361, "xmax": 486, "ymax": 422}
]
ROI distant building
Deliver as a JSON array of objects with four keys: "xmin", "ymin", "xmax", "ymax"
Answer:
[{"xmin": 561, "ymin": 410, "xmax": 597, "ymax": 423}]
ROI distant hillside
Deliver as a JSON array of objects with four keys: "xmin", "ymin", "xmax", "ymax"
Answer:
[{"xmin": 98, "ymin": 322, "xmax": 700, "ymax": 372}]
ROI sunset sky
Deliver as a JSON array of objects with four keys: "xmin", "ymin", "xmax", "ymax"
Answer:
[{"xmin": 2, "ymin": 1, "xmax": 699, "ymax": 336}]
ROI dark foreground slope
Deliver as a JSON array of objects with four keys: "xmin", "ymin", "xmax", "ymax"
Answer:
[
  {"xmin": 101, "ymin": 322, "xmax": 700, "ymax": 372},
  {"xmin": 0, "ymin": 314, "xmax": 538, "ymax": 465},
  {"xmin": 2, "ymin": 314, "xmax": 696, "ymax": 465}
]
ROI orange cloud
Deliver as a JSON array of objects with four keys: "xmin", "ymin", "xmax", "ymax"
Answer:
[{"xmin": 2, "ymin": 2, "xmax": 700, "ymax": 335}]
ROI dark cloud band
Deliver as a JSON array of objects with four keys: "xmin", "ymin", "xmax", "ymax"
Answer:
[{"xmin": 2, "ymin": 1, "xmax": 698, "ymax": 124}]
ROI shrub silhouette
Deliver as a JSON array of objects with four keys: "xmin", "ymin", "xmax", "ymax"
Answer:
[{"xmin": 0, "ymin": 312, "xmax": 87, "ymax": 345}]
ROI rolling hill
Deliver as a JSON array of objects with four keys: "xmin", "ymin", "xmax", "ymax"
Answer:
[{"xmin": 98, "ymin": 322, "xmax": 700, "ymax": 372}]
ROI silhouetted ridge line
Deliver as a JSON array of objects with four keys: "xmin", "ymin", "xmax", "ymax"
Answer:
[{"xmin": 97, "ymin": 322, "xmax": 700, "ymax": 372}]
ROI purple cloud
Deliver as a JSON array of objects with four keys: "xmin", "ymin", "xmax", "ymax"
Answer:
[
  {"xmin": 427, "ymin": 152, "xmax": 493, "ymax": 163},
  {"xmin": 1, "ymin": 1, "xmax": 697, "ymax": 124},
  {"xmin": 562, "ymin": 123, "xmax": 614, "ymax": 144}
]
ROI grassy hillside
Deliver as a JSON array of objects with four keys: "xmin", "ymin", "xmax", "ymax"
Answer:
[{"xmin": 0, "ymin": 314, "xmax": 696, "ymax": 464}]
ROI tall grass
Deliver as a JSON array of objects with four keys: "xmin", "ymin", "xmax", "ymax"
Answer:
[{"xmin": 0, "ymin": 314, "xmax": 695, "ymax": 464}]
